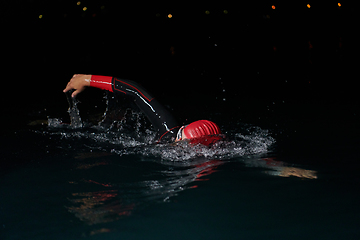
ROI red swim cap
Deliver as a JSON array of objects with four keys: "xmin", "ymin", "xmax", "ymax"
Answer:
[{"xmin": 183, "ymin": 120, "xmax": 221, "ymax": 139}]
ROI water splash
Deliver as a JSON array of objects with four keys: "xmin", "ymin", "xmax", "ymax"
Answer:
[
  {"xmin": 66, "ymin": 91, "xmax": 83, "ymax": 128},
  {"xmin": 110, "ymin": 127, "xmax": 275, "ymax": 162},
  {"xmin": 44, "ymin": 122, "xmax": 274, "ymax": 162},
  {"xmin": 44, "ymin": 91, "xmax": 275, "ymax": 161}
]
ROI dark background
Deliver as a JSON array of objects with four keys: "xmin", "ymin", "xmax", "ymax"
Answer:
[
  {"xmin": 1, "ymin": 1, "xmax": 360, "ymax": 165},
  {"xmin": 2, "ymin": 1, "xmax": 358, "ymax": 102}
]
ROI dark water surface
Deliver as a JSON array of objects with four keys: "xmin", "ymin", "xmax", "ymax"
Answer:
[{"xmin": 1, "ymin": 93, "xmax": 360, "ymax": 239}]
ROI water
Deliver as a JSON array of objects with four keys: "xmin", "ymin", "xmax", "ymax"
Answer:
[{"xmin": 2, "ymin": 92, "xmax": 360, "ymax": 240}]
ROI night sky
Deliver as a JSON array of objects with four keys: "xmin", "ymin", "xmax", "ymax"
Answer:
[{"xmin": 1, "ymin": 1, "xmax": 359, "ymax": 110}]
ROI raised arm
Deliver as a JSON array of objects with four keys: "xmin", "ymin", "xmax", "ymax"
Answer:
[{"xmin": 64, "ymin": 74, "xmax": 180, "ymax": 142}]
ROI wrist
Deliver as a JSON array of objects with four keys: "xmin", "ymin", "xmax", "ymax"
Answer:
[{"xmin": 84, "ymin": 75, "xmax": 92, "ymax": 87}]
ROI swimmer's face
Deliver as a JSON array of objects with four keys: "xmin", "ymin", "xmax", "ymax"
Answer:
[{"xmin": 175, "ymin": 127, "xmax": 188, "ymax": 142}]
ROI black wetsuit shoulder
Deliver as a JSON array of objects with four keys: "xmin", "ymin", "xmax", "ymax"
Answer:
[{"xmin": 111, "ymin": 77, "xmax": 180, "ymax": 142}]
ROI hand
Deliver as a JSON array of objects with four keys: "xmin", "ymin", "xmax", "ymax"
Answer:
[{"xmin": 63, "ymin": 74, "xmax": 92, "ymax": 97}]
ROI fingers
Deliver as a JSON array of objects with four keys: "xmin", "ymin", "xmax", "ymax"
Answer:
[
  {"xmin": 71, "ymin": 86, "xmax": 86, "ymax": 98},
  {"xmin": 63, "ymin": 82, "xmax": 71, "ymax": 93},
  {"xmin": 72, "ymin": 89, "xmax": 81, "ymax": 98},
  {"xmin": 63, "ymin": 74, "xmax": 80, "ymax": 93},
  {"xmin": 63, "ymin": 81, "xmax": 73, "ymax": 93},
  {"xmin": 63, "ymin": 74, "xmax": 89, "ymax": 97}
]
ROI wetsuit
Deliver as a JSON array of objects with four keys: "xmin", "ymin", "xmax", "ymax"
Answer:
[{"xmin": 90, "ymin": 75, "xmax": 180, "ymax": 142}]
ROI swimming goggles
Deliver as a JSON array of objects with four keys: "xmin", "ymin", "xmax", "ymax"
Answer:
[{"xmin": 176, "ymin": 125, "xmax": 186, "ymax": 141}]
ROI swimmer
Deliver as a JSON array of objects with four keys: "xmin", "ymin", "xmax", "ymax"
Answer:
[{"xmin": 63, "ymin": 74, "xmax": 222, "ymax": 144}]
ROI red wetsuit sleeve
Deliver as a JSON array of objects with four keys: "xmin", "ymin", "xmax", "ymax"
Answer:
[{"xmin": 90, "ymin": 75, "xmax": 113, "ymax": 92}]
